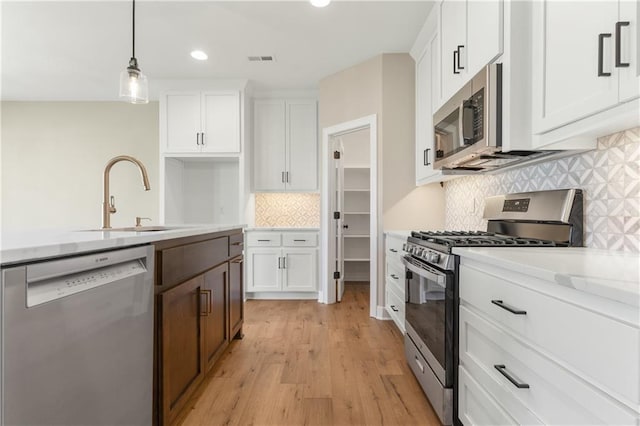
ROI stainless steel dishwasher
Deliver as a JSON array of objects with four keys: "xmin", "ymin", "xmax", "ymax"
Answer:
[{"xmin": 0, "ymin": 245, "xmax": 154, "ymax": 425}]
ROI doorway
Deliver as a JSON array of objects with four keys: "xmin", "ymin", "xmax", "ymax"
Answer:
[{"xmin": 320, "ymin": 114, "xmax": 378, "ymax": 318}]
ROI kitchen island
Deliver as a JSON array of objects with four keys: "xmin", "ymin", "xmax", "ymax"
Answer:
[{"xmin": 1, "ymin": 224, "xmax": 245, "ymax": 426}]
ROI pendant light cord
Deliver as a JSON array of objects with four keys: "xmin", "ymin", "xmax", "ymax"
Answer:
[{"xmin": 132, "ymin": 0, "xmax": 136, "ymax": 58}]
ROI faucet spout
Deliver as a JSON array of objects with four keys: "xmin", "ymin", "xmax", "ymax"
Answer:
[{"xmin": 102, "ymin": 155, "xmax": 151, "ymax": 229}]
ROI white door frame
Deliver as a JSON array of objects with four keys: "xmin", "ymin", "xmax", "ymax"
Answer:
[{"xmin": 319, "ymin": 114, "xmax": 379, "ymax": 318}]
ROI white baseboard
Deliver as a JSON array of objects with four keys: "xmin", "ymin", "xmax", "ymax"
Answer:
[{"xmin": 246, "ymin": 291, "xmax": 319, "ymax": 300}]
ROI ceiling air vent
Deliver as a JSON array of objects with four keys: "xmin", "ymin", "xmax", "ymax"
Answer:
[{"xmin": 248, "ymin": 55, "xmax": 275, "ymax": 62}]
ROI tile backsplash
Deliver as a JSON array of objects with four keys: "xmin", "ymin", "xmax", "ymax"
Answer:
[
  {"xmin": 255, "ymin": 193, "xmax": 320, "ymax": 228},
  {"xmin": 444, "ymin": 127, "xmax": 640, "ymax": 252}
]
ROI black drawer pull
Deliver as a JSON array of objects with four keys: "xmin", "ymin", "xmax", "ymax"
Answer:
[
  {"xmin": 257, "ymin": 239, "xmax": 271, "ymax": 242},
  {"xmin": 390, "ymin": 305, "xmax": 399, "ymax": 312},
  {"xmin": 232, "ymin": 242, "xmax": 243, "ymax": 246},
  {"xmin": 390, "ymin": 274, "xmax": 399, "ymax": 280},
  {"xmin": 494, "ymin": 364, "xmax": 530, "ymax": 389},
  {"xmin": 491, "ymin": 300, "xmax": 527, "ymax": 315},
  {"xmin": 598, "ymin": 33, "xmax": 612, "ymax": 76},
  {"xmin": 615, "ymin": 21, "xmax": 630, "ymax": 67},
  {"xmin": 293, "ymin": 239, "xmax": 307, "ymax": 242},
  {"xmin": 390, "ymin": 248, "xmax": 398, "ymax": 253}
]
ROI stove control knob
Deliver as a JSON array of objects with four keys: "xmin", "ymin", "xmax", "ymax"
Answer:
[
  {"xmin": 428, "ymin": 253, "xmax": 440, "ymax": 263},
  {"xmin": 416, "ymin": 248, "xmax": 424, "ymax": 257}
]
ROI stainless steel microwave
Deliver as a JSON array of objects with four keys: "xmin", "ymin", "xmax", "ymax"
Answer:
[{"xmin": 433, "ymin": 63, "xmax": 553, "ymax": 173}]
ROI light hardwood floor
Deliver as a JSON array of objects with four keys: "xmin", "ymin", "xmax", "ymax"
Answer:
[{"xmin": 181, "ymin": 284, "xmax": 441, "ymax": 426}]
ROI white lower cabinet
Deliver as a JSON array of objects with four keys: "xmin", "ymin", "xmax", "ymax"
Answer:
[
  {"xmin": 384, "ymin": 232, "xmax": 407, "ymax": 333},
  {"xmin": 245, "ymin": 230, "xmax": 318, "ymax": 298},
  {"xmin": 457, "ymin": 256, "xmax": 640, "ymax": 425}
]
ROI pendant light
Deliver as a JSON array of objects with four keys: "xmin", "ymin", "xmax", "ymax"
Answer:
[{"xmin": 119, "ymin": 0, "xmax": 149, "ymax": 104}]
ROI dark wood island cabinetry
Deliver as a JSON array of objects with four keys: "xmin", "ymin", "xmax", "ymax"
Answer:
[{"xmin": 153, "ymin": 228, "xmax": 244, "ymax": 426}]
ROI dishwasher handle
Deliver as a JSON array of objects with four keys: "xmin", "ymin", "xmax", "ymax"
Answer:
[{"xmin": 27, "ymin": 245, "xmax": 150, "ymax": 283}]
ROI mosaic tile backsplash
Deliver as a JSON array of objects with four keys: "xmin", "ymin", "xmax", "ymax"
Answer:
[
  {"xmin": 444, "ymin": 127, "xmax": 640, "ymax": 252},
  {"xmin": 255, "ymin": 193, "xmax": 320, "ymax": 227}
]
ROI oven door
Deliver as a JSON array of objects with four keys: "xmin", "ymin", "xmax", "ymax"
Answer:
[{"xmin": 403, "ymin": 255, "xmax": 454, "ymax": 388}]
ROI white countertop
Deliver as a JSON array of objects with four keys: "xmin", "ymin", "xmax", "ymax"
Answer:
[
  {"xmin": 453, "ymin": 247, "xmax": 640, "ymax": 307},
  {"xmin": 1, "ymin": 224, "xmax": 245, "ymax": 266},
  {"xmin": 244, "ymin": 227, "xmax": 319, "ymax": 232},
  {"xmin": 385, "ymin": 230, "xmax": 411, "ymax": 239}
]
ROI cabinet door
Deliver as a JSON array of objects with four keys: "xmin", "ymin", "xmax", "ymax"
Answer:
[
  {"xmin": 202, "ymin": 263, "xmax": 229, "ymax": 372},
  {"xmin": 532, "ymin": 1, "xmax": 620, "ymax": 134},
  {"xmin": 619, "ymin": 1, "xmax": 639, "ymax": 103},
  {"xmin": 160, "ymin": 275, "xmax": 205, "ymax": 425},
  {"xmin": 165, "ymin": 92, "xmax": 201, "ymax": 153},
  {"xmin": 201, "ymin": 92, "xmax": 240, "ymax": 153},
  {"xmin": 282, "ymin": 248, "xmax": 317, "ymax": 292},
  {"xmin": 254, "ymin": 100, "xmax": 286, "ymax": 191},
  {"xmin": 286, "ymin": 100, "xmax": 318, "ymax": 191},
  {"xmin": 440, "ymin": 0, "xmax": 467, "ymax": 102},
  {"xmin": 466, "ymin": 0, "xmax": 503, "ymax": 78},
  {"xmin": 246, "ymin": 248, "xmax": 281, "ymax": 291},
  {"xmin": 229, "ymin": 256, "xmax": 244, "ymax": 338},
  {"xmin": 416, "ymin": 34, "xmax": 442, "ymax": 185}
]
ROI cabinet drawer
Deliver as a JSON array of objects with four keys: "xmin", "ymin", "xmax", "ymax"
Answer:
[
  {"xmin": 229, "ymin": 233, "xmax": 244, "ymax": 257},
  {"xmin": 460, "ymin": 306, "xmax": 637, "ymax": 425},
  {"xmin": 282, "ymin": 232, "xmax": 318, "ymax": 247},
  {"xmin": 386, "ymin": 286, "xmax": 405, "ymax": 334},
  {"xmin": 385, "ymin": 235, "xmax": 405, "ymax": 258},
  {"xmin": 246, "ymin": 232, "xmax": 281, "ymax": 247},
  {"xmin": 458, "ymin": 365, "xmax": 518, "ymax": 426},
  {"xmin": 385, "ymin": 260, "xmax": 404, "ymax": 294},
  {"xmin": 460, "ymin": 264, "xmax": 640, "ymax": 406},
  {"xmin": 161, "ymin": 237, "xmax": 228, "ymax": 288}
]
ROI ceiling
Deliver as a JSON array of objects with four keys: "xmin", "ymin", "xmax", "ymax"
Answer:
[{"xmin": 1, "ymin": 1, "xmax": 433, "ymax": 101}]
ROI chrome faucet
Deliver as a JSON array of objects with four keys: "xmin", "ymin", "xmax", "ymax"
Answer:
[{"xmin": 102, "ymin": 155, "xmax": 151, "ymax": 229}]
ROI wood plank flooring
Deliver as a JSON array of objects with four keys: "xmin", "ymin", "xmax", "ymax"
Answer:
[{"xmin": 181, "ymin": 284, "xmax": 441, "ymax": 426}]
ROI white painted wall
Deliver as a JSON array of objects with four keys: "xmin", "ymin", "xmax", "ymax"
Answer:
[{"xmin": 1, "ymin": 102, "xmax": 159, "ymax": 231}]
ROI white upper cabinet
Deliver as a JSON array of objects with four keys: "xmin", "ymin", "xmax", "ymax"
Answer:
[
  {"xmin": 415, "ymin": 33, "xmax": 444, "ymax": 185},
  {"xmin": 161, "ymin": 91, "xmax": 240, "ymax": 154},
  {"xmin": 253, "ymin": 99, "xmax": 318, "ymax": 192},
  {"xmin": 532, "ymin": 0, "xmax": 639, "ymax": 140},
  {"xmin": 253, "ymin": 100, "xmax": 286, "ymax": 191},
  {"xmin": 438, "ymin": 0, "xmax": 503, "ymax": 110},
  {"xmin": 286, "ymin": 101, "xmax": 318, "ymax": 191},
  {"xmin": 619, "ymin": 1, "xmax": 640, "ymax": 103}
]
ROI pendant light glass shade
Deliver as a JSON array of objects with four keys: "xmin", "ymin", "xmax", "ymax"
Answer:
[
  {"xmin": 120, "ymin": 0, "xmax": 149, "ymax": 104},
  {"xmin": 119, "ymin": 58, "xmax": 149, "ymax": 104}
]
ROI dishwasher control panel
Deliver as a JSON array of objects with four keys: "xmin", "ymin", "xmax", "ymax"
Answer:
[{"xmin": 27, "ymin": 260, "xmax": 146, "ymax": 307}]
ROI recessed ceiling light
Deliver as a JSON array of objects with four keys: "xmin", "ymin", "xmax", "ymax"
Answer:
[
  {"xmin": 310, "ymin": 0, "xmax": 330, "ymax": 7},
  {"xmin": 190, "ymin": 50, "xmax": 208, "ymax": 61}
]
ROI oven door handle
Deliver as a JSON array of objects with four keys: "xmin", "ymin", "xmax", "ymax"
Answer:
[{"xmin": 402, "ymin": 256, "xmax": 445, "ymax": 285}]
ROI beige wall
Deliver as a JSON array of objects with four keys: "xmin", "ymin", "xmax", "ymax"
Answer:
[
  {"xmin": 319, "ymin": 54, "xmax": 445, "ymax": 231},
  {"xmin": 1, "ymin": 102, "xmax": 159, "ymax": 231},
  {"xmin": 319, "ymin": 53, "xmax": 445, "ymax": 310}
]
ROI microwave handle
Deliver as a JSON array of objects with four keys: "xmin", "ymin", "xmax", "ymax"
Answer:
[{"xmin": 462, "ymin": 100, "xmax": 475, "ymax": 145}]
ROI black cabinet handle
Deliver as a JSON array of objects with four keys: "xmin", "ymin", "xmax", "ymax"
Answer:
[
  {"xmin": 232, "ymin": 241, "xmax": 243, "ymax": 246},
  {"xmin": 453, "ymin": 50, "xmax": 460, "ymax": 74},
  {"xmin": 616, "ymin": 21, "xmax": 630, "ymax": 68},
  {"xmin": 424, "ymin": 148, "xmax": 431, "ymax": 166},
  {"xmin": 391, "ymin": 274, "xmax": 399, "ymax": 280},
  {"xmin": 293, "ymin": 239, "xmax": 307, "ymax": 242},
  {"xmin": 456, "ymin": 45, "xmax": 465, "ymax": 70},
  {"xmin": 196, "ymin": 132, "xmax": 200, "ymax": 145},
  {"xmin": 281, "ymin": 171, "xmax": 285, "ymax": 183},
  {"xmin": 390, "ymin": 248, "xmax": 398, "ymax": 253},
  {"xmin": 390, "ymin": 305, "xmax": 399, "ymax": 312},
  {"xmin": 598, "ymin": 33, "xmax": 612, "ymax": 76},
  {"xmin": 494, "ymin": 365, "xmax": 530, "ymax": 389},
  {"xmin": 201, "ymin": 132, "xmax": 206, "ymax": 145},
  {"xmin": 491, "ymin": 300, "xmax": 527, "ymax": 315},
  {"xmin": 257, "ymin": 239, "xmax": 271, "ymax": 242}
]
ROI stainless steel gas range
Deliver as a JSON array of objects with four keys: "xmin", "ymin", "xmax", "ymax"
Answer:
[{"xmin": 402, "ymin": 189, "xmax": 584, "ymax": 425}]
